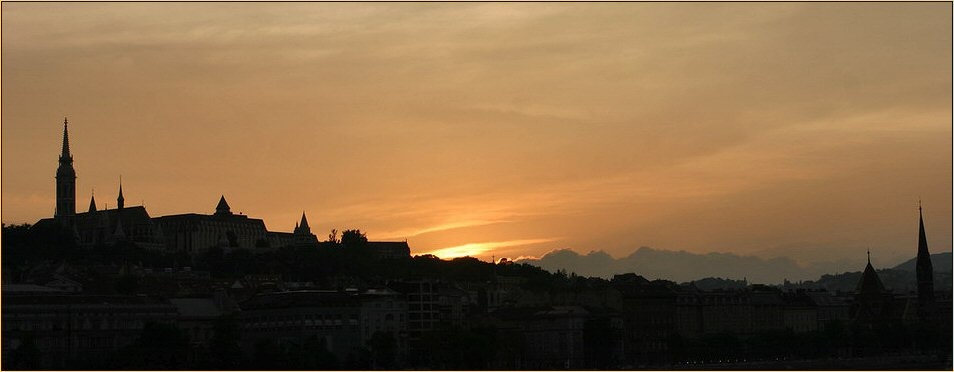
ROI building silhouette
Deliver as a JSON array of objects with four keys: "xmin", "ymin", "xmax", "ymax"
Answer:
[
  {"xmin": 290, "ymin": 212, "xmax": 322, "ymax": 246},
  {"xmin": 2, "ymin": 288, "xmax": 179, "ymax": 369},
  {"xmin": 154, "ymin": 196, "xmax": 271, "ymax": 255},
  {"xmin": 237, "ymin": 289, "xmax": 409, "ymax": 366},
  {"xmin": 32, "ymin": 119, "xmax": 403, "ymax": 259},
  {"xmin": 850, "ymin": 251, "xmax": 898, "ymax": 328},
  {"xmin": 34, "ymin": 120, "xmax": 165, "ymax": 249}
]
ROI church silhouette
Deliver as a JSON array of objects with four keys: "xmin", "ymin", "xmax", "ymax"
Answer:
[{"xmin": 31, "ymin": 118, "xmax": 328, "ymax": 255}]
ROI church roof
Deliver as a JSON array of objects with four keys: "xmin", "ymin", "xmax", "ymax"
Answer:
[
  {"xmin": 856, "ymin": 261, "xmax": 886, "ymax": 295},
  {"xmin": 215, "ymin": 195, "xmax": 231, "ymax": 215},
  {"xmin": 155, "ymin": 212, "xmax": 264, "ymax": 226}
]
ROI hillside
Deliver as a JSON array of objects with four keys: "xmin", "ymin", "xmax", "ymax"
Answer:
[
  {"xmin": 892, "ymin": 252, "xmax": 952, "ymax": 273},
  {"xmin": 793, "ymin": 268, "xmax": 952, "ymax": 293}
]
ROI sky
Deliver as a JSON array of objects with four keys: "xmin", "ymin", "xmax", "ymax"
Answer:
[{"xmin": 2, "ymin": 3, "xmax": 951, "ymax": 272}]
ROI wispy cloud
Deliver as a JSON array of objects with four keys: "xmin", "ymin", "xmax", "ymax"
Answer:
[{"xmin": 376, "ymin": 219, "xmax": 512, "ymax": 240}]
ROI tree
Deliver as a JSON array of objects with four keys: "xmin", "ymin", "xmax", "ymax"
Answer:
[
  {"xmin": 1, "ymin": 223, "xmax": 33, "ymax": 249},
  {"xmin": 340, "ymin": 229, "xmax": 368, "ymax": 249}
]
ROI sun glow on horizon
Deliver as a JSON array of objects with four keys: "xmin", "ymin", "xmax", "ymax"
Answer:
[{"xmin": 420, "ymin": 238, "xmax": 561, "ymax": 260}]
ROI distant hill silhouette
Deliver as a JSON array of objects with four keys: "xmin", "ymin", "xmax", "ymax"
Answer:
[
  {"xmin": 518, "ymin": 247, "xmax": 953, "ymax": 286},
  {"xmin": 517, "ymin": 247, "xmax": 814, "ymax": 284},
  {"xmin": 891, "ymin": 252, "xmax": 952, "ymax": 273}
]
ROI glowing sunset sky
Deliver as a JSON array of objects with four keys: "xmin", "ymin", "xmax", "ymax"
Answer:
[{"xmin": 2, "ymin": 3, "xmax": 951, "ymax": 268}]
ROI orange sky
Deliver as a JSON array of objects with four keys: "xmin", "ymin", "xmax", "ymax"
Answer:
[{"xmin": 2, "ymin": 3, "xmax": 951, "ymax": 269}]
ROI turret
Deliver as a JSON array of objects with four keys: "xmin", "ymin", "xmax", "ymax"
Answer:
[
  {"xmin": 297, "ymin": 212, "xmax": 311, "ymax": 235},
  {"xmin": 292, "ymin": 211, "xmax": 318, "ymax": 246},
  {"xmin": 88, "ymin": 191, "xmax": 97, "ymax": 213},
  {"xmin": 215, "ymin": 195, "xmax": 232, "ymax": 216}
]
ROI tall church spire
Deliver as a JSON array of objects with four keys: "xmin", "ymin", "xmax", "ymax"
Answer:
[
  {"xmin": 917, "ymin": 202, "xmax": 930, "ymax": 259},
  {"xmin": 916, "ymin": 201, "xmax": 935, "ymax": 322},
  {"xmin": 117, "ymin": 177, "xmax": 125, "ymax": 210},
  {"xmin": 55, "ymin": 118, "xmax": 77, "ymax": 221},
  {"xmin": 60, "ymin": 117, "xmax": 72, "ymax": 161}
]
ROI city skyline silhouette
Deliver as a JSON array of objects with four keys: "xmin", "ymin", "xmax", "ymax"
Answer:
[
  {"xmin": 3, "ymin": 2, "xmax": 951, "ymax": 280},
  {"xmin": 1, "ymin": 3, "xmax": 951, "ymax": 370}
]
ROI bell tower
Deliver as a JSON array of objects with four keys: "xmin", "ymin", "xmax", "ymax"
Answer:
[{"xmin": 55, "ymin": 118, "xmax": 77, "ymax": 223}]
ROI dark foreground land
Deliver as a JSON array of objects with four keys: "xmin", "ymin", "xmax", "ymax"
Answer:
[
  {"xmin": 675, "ymin": 353, "xmax": 951, "ymax": 370},
  {"xmin": 3, "ymin": 224, "xmax": 952, "ymax": 370}
]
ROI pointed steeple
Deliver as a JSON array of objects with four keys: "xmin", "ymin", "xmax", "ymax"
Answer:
[
  {"xmin": 917, "ymin": 202, "xmax": 931, "ymax": 260},
  {"xmin": 60, "ymin": 117, "xmax": 72, "ymax": 162},
  {"xmin": 298, "ymin": 212, "xmax": 311, "ymax": 234},
  {"xmin": 215, "ymin": 195, "xmax": 232, "ymax": 216},
  {"xmin": 117, "ymin": 177, "xmax": 125, "ymax": 210},
  {"xmin": 88, "ymin": 190, "xmax": 97, "ymax": 213},
  {"xmin": 916, "ymin": 201, "xmax": 936, "ymax": 322},
  {"xmin": 856, "ymin": 252, "xmax": 885, "ymax": 295},
  {"xmin": 55, "ymin": 118, "xmax": 77, "ymax": 220},
  {"xmin": 290, "ymin": 211, "xmax": 318, "ymax": 246}
]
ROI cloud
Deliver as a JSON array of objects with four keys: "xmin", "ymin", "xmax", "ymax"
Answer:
[{"xmin": 376, "ymin": 219, "xmax": 512, "ymax": 241}]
